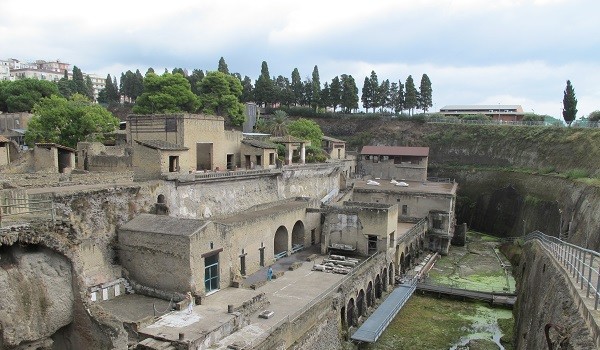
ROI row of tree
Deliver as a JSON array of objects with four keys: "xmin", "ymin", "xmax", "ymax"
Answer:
[
  {"xmin": 100, "ymin": 57, "xmax": 432, "ymax": 115},
  {"xmin": 361, "ymin": 72, "xmax": 432, "ymax": 115}
]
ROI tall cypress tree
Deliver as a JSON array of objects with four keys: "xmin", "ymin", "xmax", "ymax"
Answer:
[
  {"xmin": 562, "ymin": 80, "xmax": 577, "ymax": 126},
  {"xmin": 361, "ymin": 76, "xmax": 373, "ymax": 112},
  {"xmin": 369, "ymin": 71, "xmax": 379, "ymax": 113},
  {"xmin": 419, "ymin": 74, "xmax": 433, "ymax": 112},
  {"xmin": 291, "ymin": 68, "xmax": 303, "ymax": 106},
  {"xmin": 311, "ymin": 65, "xmax": 321, "ymax": 111},
  {"xmin": 254, "ymin": 61, "xmax": 274, "ymax": 107}
]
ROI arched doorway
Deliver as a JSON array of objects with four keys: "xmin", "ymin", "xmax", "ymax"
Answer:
[
  {"xmin": 291, "ymin": 220, "xmax": 305, "ymax": 251},
  {"xmin": 274, "ymin": 226, "xmax": 288, "ymax": 258},
  {"xmin": 375, "ymin": 275, "xmax": 382, "ymax": 299},
  {"xmin": 389, "ymin": 263, "xmax": 394, "ymax": 286},
  {"xmin": 347, "ymin": 298, "xmax": 355, "ymax": 326},
  {"xmin": 357, "ymin": 289, "xmax": 365, "ymax": 317},
  {"xmin": 366, "ymin": 281, "xmax": 373, "ymax": 307}
]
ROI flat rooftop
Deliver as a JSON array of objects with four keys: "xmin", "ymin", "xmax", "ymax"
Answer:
[
  {"xmin": 103, "ymin": 248, "xmax": 351, "ymax": 348},
  {"xmin": 353, "ymin": 179, "xmax": 457, "ymax": 196}
]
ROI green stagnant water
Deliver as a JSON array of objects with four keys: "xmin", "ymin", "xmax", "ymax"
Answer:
[{"xmin": 362, "ymin": 232, "xmax": 515, "ymax": 350}]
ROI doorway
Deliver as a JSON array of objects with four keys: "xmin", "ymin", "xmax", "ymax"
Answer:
[
  {"xmin": 204, "ymin": 254, "xmax": 219, "ymax": 293},
  {"xmin": 196, "ymin": 143, "xmax": 213, "ymax": 171}
]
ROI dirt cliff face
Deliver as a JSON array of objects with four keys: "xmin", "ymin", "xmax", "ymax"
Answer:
[
  {"xmin": 514, "ymin": 241, "xmax": 598, "ymax": 349},
  {"xmin": 0, "ymin": 245, "xmax": 73, "ymax": 348}
]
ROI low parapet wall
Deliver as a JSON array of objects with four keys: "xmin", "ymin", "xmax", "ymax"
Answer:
[{"xmin": 0, "ymin": 171, "xmax": 134, "ymax": 188}]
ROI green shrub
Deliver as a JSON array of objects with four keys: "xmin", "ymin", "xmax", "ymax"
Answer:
[{"xmin": 564, "ymin": 168, "xmax": 590, "ymax": 179}]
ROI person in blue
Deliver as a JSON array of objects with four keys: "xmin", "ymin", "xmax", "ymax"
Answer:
[{"xmin": 267, "ymin": 267, "xmax": 273, "ymax": 281}]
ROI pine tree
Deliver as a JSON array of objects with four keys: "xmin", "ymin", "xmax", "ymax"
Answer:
[
  {"xmin": 240, "ymin": 76, "xmax": 254, "ymax": 103},
  {"xmin": 341, "ymin": 74, "xmax": 358, "ymax": 113},
  {"xmin": 562, "ymin": 80, "xmax": 578, "ymax": 126},
  {"xmin": 329, "ymin": 76, "xmax": 342, "ymax": 112},
  {"xmin": 404, "ymin": 75, "xmax": 418, "ymax": 116},
  {"xmin": 72, "ymin": 66, "xmax": 87, "ymax": 96},
  {"xmin": 85, "ymin": 76, "xmax": 95, "ymax": 100},
  {"xmin": 379, "ymin": 79, "xmax": 390, "ymax": 113},
  {"xmin": 369, "ymin": 71, "xmax": 379, "ymax": 113},
  {"xmin": 218, "ymin": 57, "xmax": 229, "ymax": 74},
  {"xmin": 419, "ymin": 74, "xmax": 433, "ymax": 112},
  {"xmin": 389, "ymin": 82, "xmax": 399, "ymax": 115},
  {"xmin": 254, "ymin": 61, "xmax": 274, "ymax": 107},
  {"xmin": 396, "ymin": 80, "xmax": 405, "ymax": 114},
  {"xmin": 320, "ymin": 82, "xmax": 331, "ymax": 110},
  {"xmin": 291, "ymin": 68, "xmax": 303, "ymax": 106},
  {"xmin": 361, "ymin": 76, "xmax": 373, "ymax": 112}
]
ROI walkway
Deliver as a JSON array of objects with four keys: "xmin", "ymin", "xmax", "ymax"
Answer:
[
  {"xmin": 351, "ymin": 280, "xmax": 416, "ymax": 343},
  {"xmin": 416, "ymin": 282, "xmax": 516, "ymax": 307},
  {"xmin": 351, "ymin": 253, "xmax": 438, "ymax": 343}
]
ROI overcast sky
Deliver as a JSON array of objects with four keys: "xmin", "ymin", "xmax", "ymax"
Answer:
[{"xmin": 1, "ymin": 0, "xmax": 598, "ymax": 118}]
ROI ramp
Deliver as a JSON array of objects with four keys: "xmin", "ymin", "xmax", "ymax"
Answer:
[{"xmin": 351, "ymin": 281, "xmax": 416, "ymax": 343}]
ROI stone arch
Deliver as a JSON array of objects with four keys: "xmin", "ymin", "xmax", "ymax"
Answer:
[
  {"xmin": 389, "ymin": 262, "xmax": 394, "ymax": 286},
  {"xmin": 366, "ymin": 281, "xmax": 373, "ymax": 307},
  {"xmin": 157, "ymin": 194, "xmax": 165, "ymax": 204},
  {"xmin": 347, "ymin": 298, "xmax": 355, "ymax": 326},
  {"xmin": 375, "ymin": 274, "xmax": 382, "ymax": 299},
  {"xmin": 357, "ymin": 289, "xmax": 365, "ymax": 317},
  {"xmin": 341, "ymin": 305, "xmax": 346, "ymax": 328},
  {"xmin": 274, "ymin": 226, "xmax": 288, "ymax": 257},
  {"xmin": 291, "ymin": 220, "xmax": 305, "ymax": 248}
]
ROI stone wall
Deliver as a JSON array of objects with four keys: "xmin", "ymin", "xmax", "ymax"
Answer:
[
  {"xmin": 514, "ymin": 241, "xmax": 599, "ymax": 349},
  {"xmin": 0, "ymin": 171, "xmax": 134, "ymax": 189}
]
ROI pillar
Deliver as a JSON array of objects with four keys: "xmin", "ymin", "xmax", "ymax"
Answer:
[
  {"xmin": 300, "ymin": 143, "xmax": 306, "ymax": 164},
  {"xmin": 287, "ymin": 144, "xmax": 293, "ymax": 165}
]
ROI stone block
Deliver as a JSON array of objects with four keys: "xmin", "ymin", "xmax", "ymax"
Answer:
[
  {"xmin": 289, "ymin": 261, "xmax": 303, "ymax": 271},
  {"xmin": 306, "ymin": 254, "xmax": 319, "ymax": 262}
]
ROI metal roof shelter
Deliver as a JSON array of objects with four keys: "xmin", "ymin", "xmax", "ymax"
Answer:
[{"xmin": 351, "ymin": 281, "xmax": 417, "ymax": 343}]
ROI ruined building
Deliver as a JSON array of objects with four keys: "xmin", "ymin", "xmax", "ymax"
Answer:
[{"xmin": 0, "ymin": 113, "xmax": 457, "ymax": 349}]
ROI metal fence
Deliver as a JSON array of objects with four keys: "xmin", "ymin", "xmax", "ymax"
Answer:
[
  {"xmin": 427, "ymin": 118, "xmax": 600, "ymax": 128},
  {"xmin": 523, "ymin": 231, "xmax": 600, "ymax": 309}
]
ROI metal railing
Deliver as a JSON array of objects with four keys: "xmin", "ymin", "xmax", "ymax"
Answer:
[
  {"xmin": 523, "ymin": 231, "xmax": 600, "ymax": 309},
  {"xmin": 0, "ymin": 197, "xmax": 56, "ymax": 227}
]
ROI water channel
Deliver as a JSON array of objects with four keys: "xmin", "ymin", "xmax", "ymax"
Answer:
[{"xmin": 363, "ymin": 232, "xmax": 515, "ymax": 350}]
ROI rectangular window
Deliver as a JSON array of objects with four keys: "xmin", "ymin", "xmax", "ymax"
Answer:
[
  {"xmin": 269, "ymin": 152, "xmax": 275, "ymax": 165},
  {"xmin": 165, "ymin": 117, "xmax": 177, "ymax": 132},
  {"xmin": 402, "ymin": 205, "xmax": 408, "ymax": 215},
  {"xmin": 433, "ymin": 218, "xmax": 443, "ymax": 230},
  {"xmin": 368, "ymin": 235, "xmax": 378, "ymax": 255},
  {"xmin": 168, "ymin": 156, "xmax": 179, "ymax": 172}
]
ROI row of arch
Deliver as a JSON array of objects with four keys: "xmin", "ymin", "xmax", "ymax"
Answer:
[
  {"xmin": 341, "ymin": 262, "xmax": 395, "ymax": 328},
  {"xmin": 274, "ymin": 220, "xmax": 305, "ymax": 256},
  {"xmin": 341, "ymin": 235, "xmax": 427, "ymax": 329}
]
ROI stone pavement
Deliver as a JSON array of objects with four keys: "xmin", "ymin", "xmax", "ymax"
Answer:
[{"xmin": 101, "ymin": 248, "xmax": 351, "ymax": 348}]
